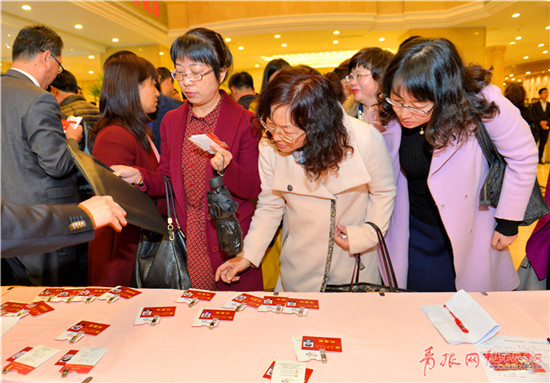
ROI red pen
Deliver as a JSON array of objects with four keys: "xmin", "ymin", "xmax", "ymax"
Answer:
[{"xmin": 443, "ymin": 304, "xmax": 469, "ymax": 333}]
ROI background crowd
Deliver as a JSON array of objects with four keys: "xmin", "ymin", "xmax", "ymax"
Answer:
[{"xmin": 2, "ymin": 24, "xmax": 549, "ymax": 292}]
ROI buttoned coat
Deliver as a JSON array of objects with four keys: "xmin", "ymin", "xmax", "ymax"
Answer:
[
  {"xmin": 243, "ymin": 115, "xmax": 396, "ymax": 292},
  {"xmin": 382, "ymin": 85, "xmax": 539, "ymax": 291},
  {"xmin": 1, "ymin": 69, "xmax": 78, "ymax": 284},
  {"xmin": 140, "ymin": 91, "xmax": 264, "ymax": 291}
]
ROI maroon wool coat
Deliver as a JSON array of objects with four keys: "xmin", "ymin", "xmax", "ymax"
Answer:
[
  {"xmin": 89, "ymin": 125, "xmax": 160, "ymax": 287},
  {"xmin": 139, "ymin": 91, "xmax": 264, "ymax": 291}
]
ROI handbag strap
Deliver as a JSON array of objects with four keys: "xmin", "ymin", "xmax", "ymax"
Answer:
[
  {"xmin": 162, "ymin": 175, "xmax": 184, "ymax": 239},
  {"xmin": 365, "ymin": 222, "xmax": 398, "ymax": 289},
  {"xmin": 320, "ymin": 199, "xmax": 337, "ymax": 292},
  {"xmin": 475, "ymin": 121, "xmax": 505, "ymax": 165}
]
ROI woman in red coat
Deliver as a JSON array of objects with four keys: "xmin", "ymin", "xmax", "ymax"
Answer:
[
  {"xmin": 114, "ymin": 28, "xmax": 263, "ymax": 291},
  {"xmin": 88, "ymin": 53, "xmax": 160, "ymax": 286}
]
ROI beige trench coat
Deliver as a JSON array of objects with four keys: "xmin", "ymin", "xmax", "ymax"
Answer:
[{"xmin": 243, "ymin": 115, "xmax": 396, "ymax": 291}]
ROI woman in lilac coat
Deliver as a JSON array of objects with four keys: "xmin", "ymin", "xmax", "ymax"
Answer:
[{"xmin": 378, "ymin": 38, "xmax": 538, "ymax": 292}]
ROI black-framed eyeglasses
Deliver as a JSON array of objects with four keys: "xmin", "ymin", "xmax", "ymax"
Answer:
[
  {"xmin": 171, "ymin": 68, "xmax": 214, "ymax": 82},
  {"xmin": 50, "ymin": 55, "xmax": 64, "ymax": 74},
  {"xmin": 385, "ymin": 97, "xmax": 434, "ymax": 116}
]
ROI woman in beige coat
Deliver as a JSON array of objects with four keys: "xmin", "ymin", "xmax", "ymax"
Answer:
[{"xmin": 215, "ymin": 66, "xmax": 396, "ymax": 292}]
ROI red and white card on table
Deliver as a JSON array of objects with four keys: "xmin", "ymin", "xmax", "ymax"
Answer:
[
  {"xmin": 188, "ymin": 133, "xmax": 228, "ymax": 154},
  {"xmin": 59, "ymin": 347, "xmax": 107, "ymax": 375},
  {"xmin": 72, "ymin": 288, "xmax": 110, "ymax": 303},
  {"xmin": 283, "ymin": 298, "xmax": 319, "ymax": 315},
  {"xmin": 175, "ymin": 289, "xmax": 216, "ymax": 305},
  {"xmin": 25, "ymin": 301, "xmax": 54, "ymax": 316},
  {"xmin": 2, "ymin": 345, "xmax": 59, "ymax": 375},
  {"xmin": 55, "ymin": 350, "xmax": 79, "ymax": 365},
  {"xmin": 301, "ymin": 336, "xmax": 342, "ymax": 352},
  {"xmin": 258, "ymin": 296, "xmax": 288, "ymax": 312},
  {"xmin": 56, "ymin": 320, "xmax": 110, "ymax": 342},
  {"xmin": 192, "ymin": 309, "xmax": 236, "ymax": 328},
  {"xmin": 51, "ymin": 288, "xmax": 83, "ymax": 303},
  {"xmin": 1, "ymin": 302, "xmax": 30, "ymax": 317},
  {"xmin": 6, "ymin": 347, "xmax": 33, "ymax": 362},
  {"xmin": 33, "ymin": 288, "xmax": 64, "ymax": 302},
  {"xmin": 223, "ymin": 293, "xmax": 264, "ymax": 310},
  {"xmin": 98, "ymin": 286, "xmax": 142, "ymax": 302},
  {"xmin": 134, "ymin": 306, "xmax": 176, "ymax": 325},
  {"xmin": 263, "ymin": 361, "xmax": 313, "ymax": 382}
]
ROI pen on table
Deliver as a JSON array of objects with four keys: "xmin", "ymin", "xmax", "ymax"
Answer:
[
  {"xmin": 70, "ymin": 331, "xmax": 84, "ymax": 343},
  {"xmin": 2, "ymin": 364, "xmax": 13, "ymax": 374},
  {"xmin": 443, "ymin": 304, "xmax": 469, "ymax": 333},
  {"xmin": 188, "ymin": 297, "xmax": 198, "ymax": 307},
  {"xmin": 151, "ymin": 315, "xmax": 160, "ymax": 326},
  {"xmin": 61, "ymin": 366, "xmax": 70, "ymax": 377},
  {"xmin": 81, "ymin": 377, "xmax": 93, "ymax": 383}
]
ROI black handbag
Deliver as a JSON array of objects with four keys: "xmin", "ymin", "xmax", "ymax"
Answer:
[
  {"xmin": 320, "ymin": 201, "xmax": 409, "ymax": 293},
  {"xmin": 132, "ymin": 176, "xmax": 192, "ymax": 290},
  {"xmin": 476, "ymin": 122, "xmax": 549, "ymax": 226}
]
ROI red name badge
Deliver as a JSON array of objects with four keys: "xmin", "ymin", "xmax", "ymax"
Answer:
[
  {"xmin": 262, "ymin": 296, "xmax": 288, "ymax": 307},
  {"xmin": 110, "ymin": 286, "xmax": 142, "ymax": 299},
  {"xmin": 67, "ymin": 321, "xmax": 110, "ymax": 336},
  {"xmin": 181, "ymin": 289, "xmax": 216, "ymax": 301},
  {"xmin": 77, "ymin": 288, "xmax": 110, "ymax": 297},
  {"xmin": 301, "ymin": 336, "xmax": 343, "ymax": 352},
  {"xmin": 263, "ymin": 361, "xmax": 314, "ymax": 382},
  {"xmin": 286, "ymin": 299, "xmax": 319, "ymax": 309},
  {"xmin": 199, "ymin": 309, "xmax": 235, "ymax": 321},
  {"xmin": 1, "ymin": 302, "xmax": 28, "ymax": 315},
  {"xmin": 233, "ymin": 293, "xmax": 263, "ymax": 308},
  {"xmin": 25, "ymin": 301, "xmax": 54, "ymax": 316},
  {"xmin": 6, "ymin": 347, "xmax": 33, "ymax": 362},
  {"xmin": 55, "ymin": 350, "xmax": 79, "ymax": 366},
  {"xmin": 140, "ymin": 306, "xmax": 176, "ymax": 318}
]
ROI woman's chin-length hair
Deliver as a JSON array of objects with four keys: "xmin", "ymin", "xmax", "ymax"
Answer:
[
  {"xmin": 170, "ymin": 27, "xmax": 232, "ymax": 83},
  {"xmin": 257, "ymin": 66, "xmax": 353, "ymax": 180},
  {"xmin": 91, "ymin": 54, "xmax": 157, "ymax": 151},
  {"xmin": 379, "ymin": 37, "xmax": 498, "ymax": 148}
]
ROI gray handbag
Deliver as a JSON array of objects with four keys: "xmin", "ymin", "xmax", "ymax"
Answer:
[
  {"xmin": 132, "ymin": 175, "xmax": 191, "ymax": 290},
  {"xmin": 476, "ymin": 122, "xmax": 549, "ymax": 226}
]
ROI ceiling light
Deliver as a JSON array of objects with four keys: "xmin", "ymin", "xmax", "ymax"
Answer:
[
  {"xmin": 21, "ymin": 5, "xmax": 31, "ymax": 11},
  {"xmin": 281, "ymin": 43, "xmax": 287, "ymax": 48},
  {"xmin": 224, "ymin": 37, "xmax": 231, "ymax": 42},
  {"xmin": 539, "ymin": 43, "xmax": 545, "ymax": 47},
  {"xmin": 5, "ymin": 44, "xmax": 10, "ymax": 49},
  {"xmin": 379, "ymin": 37, "xmax": 385, "ymax": 42},
  {"xmin": 261, "ymin": 50, "xmax": 359, "ymax": 68},
  {"xmin": 512, "ymin": 13, "xmax": 520, "ymax": 18},
  {"xmin": 543, "ymin": 50, "xmax": 549, "ymax": 54},
  {"xmin": 509, "ymin": 73, "xmax": 514, "ymax": 76},
  {"xmin": 238, "ymin": 46, "xmax": 244, "ymax": 50},
  {"xmin": 88, "ymin": 55, "xmax": 95, "ymax": 59},
  {"xmin": 333, "ymin": 40, "xmax": 339, "ymax": 44},
  {"xmin": 112, "ymin": 38, "xmax": 119, "ymax": 43},
  {"xmin": 74, "ymin": 24, "xmax": 83, "ymax": 30},
  {"xmin": 159, "ymin": 52, "xmax": 164, "ymax": 55},
  {"xmin": 526, "ymin": 71, "xmax": 531, "ymax": 74},
  {"xmin": 333, "ymin": 31, "xmax": 340, "ymax": 35},
  {"xmin": 88, "ymin": 71, "xmax": 94, "ymax": 74},
  {"xmin": 509, "ymin": 41, "xmax": 516, "ymax": 45},
  {"xmin": 523, "ymin": 56, "xmax": 529, "ymax": 59},
  {"xmin": 254, "ymin": 64, "xmax": 260, "ymax": 68},
  {"xmin": 515, "ymin": 36, "xmax": 522, "ymax": 40},
  {"xmin": 274, "ymin": 34, "xmax": 281, "ymax": 39},
  {"xmin": 546, "ymin": 26, "xmax": 550, "ymax": 30}
]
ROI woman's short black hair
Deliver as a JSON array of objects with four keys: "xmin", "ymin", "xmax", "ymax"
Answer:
[
  {"xmin": 257, "ymin": 66, "xmax": 353, "ymax": 180},
  {"xmin": 348, "ymin": 47, "xmax": 394, "ymax": 87},
  {"xmin": 170, "ymin": 27, "xmax": 232, "ymax": 82},
  {"xmin": 379, "ymin": 37, "xmax": 498, "ymax": 148},
  {"xmin": 90, "ymin": 54, "xmax": 157, "ymax": 151}
]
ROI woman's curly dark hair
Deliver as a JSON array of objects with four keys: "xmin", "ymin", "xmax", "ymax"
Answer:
[
  {"xmin": 257, "ymin": 66, "xmax": 353, "ymax": 180},
  {"xmin": 378, "ymin": 38, "xmax": 499, "ymax": 149}
]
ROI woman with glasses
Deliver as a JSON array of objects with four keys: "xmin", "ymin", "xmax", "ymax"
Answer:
[
  {"xmin": 343, "ymin": 47, "xmax": 393, "ymax": 131},
  {"xmin": 113, "ymin": 28, "xmax": 263, "ymax": 291},
  {"xmin": 378, "ymin": 38, "xmax": 538, "ymax": 292},
  {"xmin": 215, "ymin": 66, "xmax": 396, "ymax": 292},
  {"xmin": 88, "ymin": 53, "xmax": 160, "ymax": 286}
]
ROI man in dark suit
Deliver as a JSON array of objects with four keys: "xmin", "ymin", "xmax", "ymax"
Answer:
[
  {"xmin": 1, "ymin": 25, "xmax": 83, "ymax": 286},
  {"xmin": 228, "ymin": 71, "xmax": 258, "ymax": 111},
  {"xmin": 531, "ymin": 88, "xmax": 550, "ymax": 164},
  {"xmin": 2, "ymin": 196, "xmax": 127, "ymax": 258}
]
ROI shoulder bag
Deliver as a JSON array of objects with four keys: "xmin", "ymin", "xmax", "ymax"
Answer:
[
  {"xmin": 321, "ymin": 200, "xmax": 409, "ymax": 293},
  {"xmin": 132, "ymin": 175, "xmax": 192, "ymax": 290},
  {"xmin": 476, "ymin": 122, "xmax": 549, "ymax": 226}
]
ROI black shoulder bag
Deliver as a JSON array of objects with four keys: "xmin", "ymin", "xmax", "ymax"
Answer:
[
  {"xmin": 476, "ymin": 122, "xmax": 549, "ymax": 226},
  {"xmin": 132, "ymin": 175, "xmax": 192, "ymax": 290}
]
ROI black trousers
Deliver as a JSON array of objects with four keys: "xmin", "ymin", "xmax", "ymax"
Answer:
[{"xmin": 538, "ymin": 128, "xmax": 549, "ymax": 162}]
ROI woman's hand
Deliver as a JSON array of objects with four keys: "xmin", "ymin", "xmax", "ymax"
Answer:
[
  {"xmin": 111, "ymin": 165, "xmax": 142, "ymax": 185},
  {"xmin": 334, "ymin": 224, "xmax": 350, "ymax": 251},
  {"xmin": 491, "ymin": 231, "xmax": 518, "ymax": 251},
  {"xmin": 215, "ymin": 255, "xmax": 251, "ymax": 284},
  {"xmin": 210, "ymin": 142, "xmax": 233, "ymax": 173}
]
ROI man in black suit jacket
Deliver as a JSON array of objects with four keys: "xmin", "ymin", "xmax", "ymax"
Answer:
[
  {"xmin": 1, "ymin": 25, "xmax": 83, "ymax": 285},
  {"xmin": 2, "ymin": 196, "xmax": 127, "ymax": 258},
  {"xmin": 531, "ymin": 88, "xmax": 550, "ymax": 164}
]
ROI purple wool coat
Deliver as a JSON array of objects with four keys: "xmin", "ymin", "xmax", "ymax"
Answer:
[
  {"xmin": 382, "ymin": 85, "xmax": 539, "ymax": 292},
  {"xmin": 525, "ymin": 173, "xmax": 550, "ymax": 280}
]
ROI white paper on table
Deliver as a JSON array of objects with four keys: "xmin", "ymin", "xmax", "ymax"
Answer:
[
  {"xmin": 283, "ymin": 307, "xmax": 309, "ymax": 316},
  {"xmin": 56, "ymin": 331, "xmax": 84, "ymax": 342},
  {"xmin": 67, "ymin": 347, "xmax": 107, "ymax": 367},
  {"xmin": 1, "ymin": 316, "xmax": 20, "ymax": 336},
  {"xmin": 292, "ymin": 337, "xmax": 321, "ymax": 362},
  {"xmin": 271, "ymin": 360, "xmax": 306, "ymax": 383},
  {"xmin": 14, "ymin": 345, "xmax": 59, "ymax": 368},
  {"xmin": 420, "ymin": 289, "xmax": 499, "ymax": 344},
  {"xmin": 475, "ymin": 335, "xmax": 550, "ymax": 382}
]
